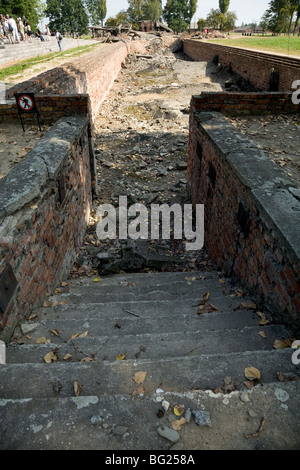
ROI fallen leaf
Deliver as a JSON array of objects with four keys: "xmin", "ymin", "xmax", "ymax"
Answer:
[
  {"xmin": 64, "ymin": 353, "xmax": 72, "ymax": 361},
  {"xmin": 258, "ymin": 331, "xmax": 267, "ymax": 339},
  {"xmin": 30, "ymin": 204, "xmax": 38, "ymax": 210},
  {"xmin": 273, "ymin": 339, "xmax": 290, "ymax": 349},
  {"xmin": 173, "ymin": 404, "xmax": 185, "ymax": 416},
  {"xmin": 197, "ymin": 292, "xmax": 210, "ymax": 314},
  {"xmin": 277, "ymin": 371, "xmax": 285, "ymax": 382},
  {"xmin": 245, "ymin": 367, "xmax": 261, "ymax": 381},
  {"xmin": 133, "ymin": 384, "xmax": 145, "ymax": 395},
  {"xmin": 93, "ymin": 278, "xmax": 100, "ymax": 282},
  {"xmin": 50, "ymin": 329, "xmax": 60, "ymax": 337},
  {"xmin": 256, "ymin": 312, "xmax": 269, "ymax": 325},
  {"xmin": 172, "ymin": 417, "xmax": 187, "ymax": 431},
  {"xmin": 43, "ymin": 300, "xmax": 52, "ymax": 308},
  {"xmin": 116, "ymin": 353, "xmax": 126, "ymax": 360},
  {"xmin": 61, "ymin": 281, "xmax": 68, "ymax": 287},
  {"xmin": 44, "ymin": 351, "xmax": 58, "ymax": 363},
  {"xmin": 74, "ymin": 381, "xmax": 82, "ymax": 396},
  {"xmin": 71, "ymin": 333, "xmax": 79, "ymax": 339},
  {"xmin": 223, "ymin": 375, "xmax": 237, "ymax": 393},
  {"xmin": 234, "ymin": 301, "xmax": 257, "ymax": 311},
  {"xmin": 133, "ymin": 371, "xmax": 147, "ymax": 384},
  {"xmin": 81, "ymin": 357, "xmax": 93, "ymax": 362},
  {"xmin": 78, "ymin": 331, "xmax": 88, "ymax": 338},
  {"xmin": 36, "ymin": 337, "xmax": 51, "ymax": 344},
  {"xmin": 54, "ymin": 288, "xmax": 61, "ymax": 294}
]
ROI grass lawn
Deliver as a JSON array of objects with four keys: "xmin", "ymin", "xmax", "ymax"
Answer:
[
  {"xmin": 208, "ymin": 35, "xmax": 300, "ymax": 57},
  {"xmin": 0, "ymin": 43, "xmax": 99, "ymax": 80}
]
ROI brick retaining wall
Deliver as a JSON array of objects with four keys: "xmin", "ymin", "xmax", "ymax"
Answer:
[
  {"xmin": 0, "ymin": 94, "xmax": 90, "ymax": 124},
  {"xmin": 5, "ymin": 41, "xmax": 128, "ymax": 118},
  {"xmin": 183, "ymin": 39, "xmax": 300, "ymax": 92},
  {"xmin": 187, "ymin": 110, "xmax": 300, "ymax": 334},
  {"xmin": 191, "ymin": 91, "xmax": 299, "ymax": 116},
  {"xmin": 0, "ymin": 116, "xmax": 92, "ymax": 341}
]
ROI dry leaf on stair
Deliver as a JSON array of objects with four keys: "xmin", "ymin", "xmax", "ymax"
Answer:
[
  {"xmin": 223, "ymin": 375, "xmax": 237, "ymax": 393},
  {"xmin": 273, "ymin": 339, "xmax": 291, "ymax": 349},
  {"xmin": 133, "ymin": 371, "xmax": 147, "ymax": 384},
  {"xmin": 234, "ymin": 301, "xmax": 257, "ymax": 311},
  {"xmin": 78, "ymin": 331, "xmax": 89, "ymax": 338},
  {"xmin": 197, "ymin": 292, "xmax": 210, "ymax": 314},
  {"xmin": 244, "ymin": 367, "xmax": 261, "ymax": 381},
  {"xmin": 116, "ymin": 353, "xmax": 126, "ymax": 360},
  {"xmin": 50, "ymin": 329, "xmax": 61, "ymax": 337},
  {"xmin": 36, "ymin": 337, "xmax": 51, "ymax": 344},
  {"xmin": 258, "ymin": 331, "xmax": 267, "ymax": 339},
  {"xmin": 43, "ymin": 351, "xmax": 58, "ymax": 363},
  {"xmin": 133, "ymin": 384, "xmax": 145, "ymax": 395},
  {"xmin": 256, "ymin": 312, "xmax": 269, "ymax": 325},
  {"xmin": 74, "ymin": 381, "xmax": 82, "ymax": 396}
]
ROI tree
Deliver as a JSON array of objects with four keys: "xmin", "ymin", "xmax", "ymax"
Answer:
[
  {"xmin": 265, "ymin": 0, "xmax": 290, "ymax": 33},
  {"xmin": 219, "ymin": 0, "xmax": 230, "ymax": 14},
  {"xmin": 143, "ymin": 0, "xmax": 162, "ymax": 21},
  {"xmin": 163, "ymin": 0, "xmax": 192, "ymax": 32},
  {"xmin": 222, "ymin": 11, "xmax": 237, "ymax": 32},
  {"xmin": 197, "ymin": 18, "xmax": 206, "ymax": 31},
  {"xmin": 293, "ymin": 0, "xmax": 300, "ymax": 33},
  {"xmin": 105, "ymin": 10, "xmax": 129, "ymax": 26},
  {"xmin": 127, "ymin": 0, "xmax": 145, "ymax": 28},
  {"xmin": 85, "ymin": 0, "xmax": 107, "ymax": 25},
  {"xmin": 206, "ymin": 7, "xmax": 236, "ymax": 31},
  {"xmin": 206, "ymin": 8, "xmax": 224, "ymax": 30},
  {"xmin": 0, "ymin": 0, "xmax": 44, "ymax": 29},
  {"xmin": 187, "ymin": 0, "xmax": 197, "ymax": 23},
  {"xmin": 46, "ymin": 0, "xmax": 89, "ymax": 34}
]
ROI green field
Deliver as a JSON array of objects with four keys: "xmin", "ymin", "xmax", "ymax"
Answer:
[
  {"xmin": 209, "ymin": 35, "xmax": 300, "ymax": 57},
  {"xmin": 0, "ymin": 43, "xmax": 99, "ymax": 80}
]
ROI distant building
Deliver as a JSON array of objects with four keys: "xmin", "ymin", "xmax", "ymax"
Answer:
[{"xmin": 140, "ymin": 20, "xmax": 173, "ymax": 33}]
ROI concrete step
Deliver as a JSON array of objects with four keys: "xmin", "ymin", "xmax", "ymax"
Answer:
[
  {"xmin": 0, "ymin": 349, "xmax": 298, "ymax": 399},
  {"xmin": 12, "ymin": 308, "xmax": 269, "ymax": 344},
  {"xmin": 1, "ymin": 381, "xmax": 300, "ymax": 450},
  {"xmin": 45, "ymin": 270, "xmax": 255, "ymax": 306},
  {"xmin": 6, "ymin": 324, "xmax": 290, "ymax": 363},
  {"xmin": 0, "ymin": 37, "xmax": 95, "ymax": 66}
]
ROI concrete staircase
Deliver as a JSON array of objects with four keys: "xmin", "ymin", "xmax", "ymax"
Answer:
[
  {"xmin": 0, "ymin": 270, "xmax": 299, "ymax": 450},
  {"xmin": 0, "ymin": 37, "xmax": 95, "ymax": 66}
]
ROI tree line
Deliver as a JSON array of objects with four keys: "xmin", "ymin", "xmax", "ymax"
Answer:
[
  {"xmin": 2, "ymin": 1, "xmax": 298, "ymax": 37},
  {"xmin": 260, "ymin": 0, "xmax": 300, "ymax": 34}
]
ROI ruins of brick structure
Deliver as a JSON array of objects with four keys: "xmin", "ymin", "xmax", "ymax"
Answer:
[{"xmin": 0, "ymin": 37, "xmax": 299, "ymax": 341}]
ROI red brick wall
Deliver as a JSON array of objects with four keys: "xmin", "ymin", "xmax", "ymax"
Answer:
[
  {"xmin": 191, "ymin": 91, "xmax": 299, "ymax": 115},
  {"xmin": 0, "ymin": 94, "xmax": 90, "ymax": 123},
  {"xmin": 0, "ymin": 116, "xmax": 92, "ymax": 341},
  {"xmin": 183, "ymin": 39, "xmax": 300, "ymax": 92},
  {"xmin": 188, "ymin": 110, "xmax": 300, "ymax": 333},
  {"xmin": 5, "ymin": 41, "xmax": 128, "ymax": 118}
]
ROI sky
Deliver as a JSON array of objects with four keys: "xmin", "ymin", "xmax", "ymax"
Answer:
[{"xmin": 106, "ymin": 0, "xmax": 271, "ymax": 25}]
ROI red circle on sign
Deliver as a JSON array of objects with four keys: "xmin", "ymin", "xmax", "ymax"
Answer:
[{"xmin": 18, "ymin": 95, "xmax": 34, "ymax": 111}]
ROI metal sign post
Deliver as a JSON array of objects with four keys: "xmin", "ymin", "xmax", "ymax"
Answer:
[{"xmin": 14, "ymin": 92, "xmax": 42, "ymax": 132}]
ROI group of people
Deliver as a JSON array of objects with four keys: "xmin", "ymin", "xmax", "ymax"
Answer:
[{"xmin": 0, "ymin": 14, "xmax": 53, "ymax": 45}]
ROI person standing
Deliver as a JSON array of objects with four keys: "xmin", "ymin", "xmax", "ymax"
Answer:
[
  {"xmin": 45, "ymin": 24, "xmax": 51, "ymax": 41},
  {"xmin": 8, "ymin": 15, "xmax": 19, "ymax": 43},
  {"xmin": 17, "ymin": 18, "xmax": 24, "ymax": 41},
  {"xmin": 56, "ymin": 30, "xmax": 62, "ymax": 51}
]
